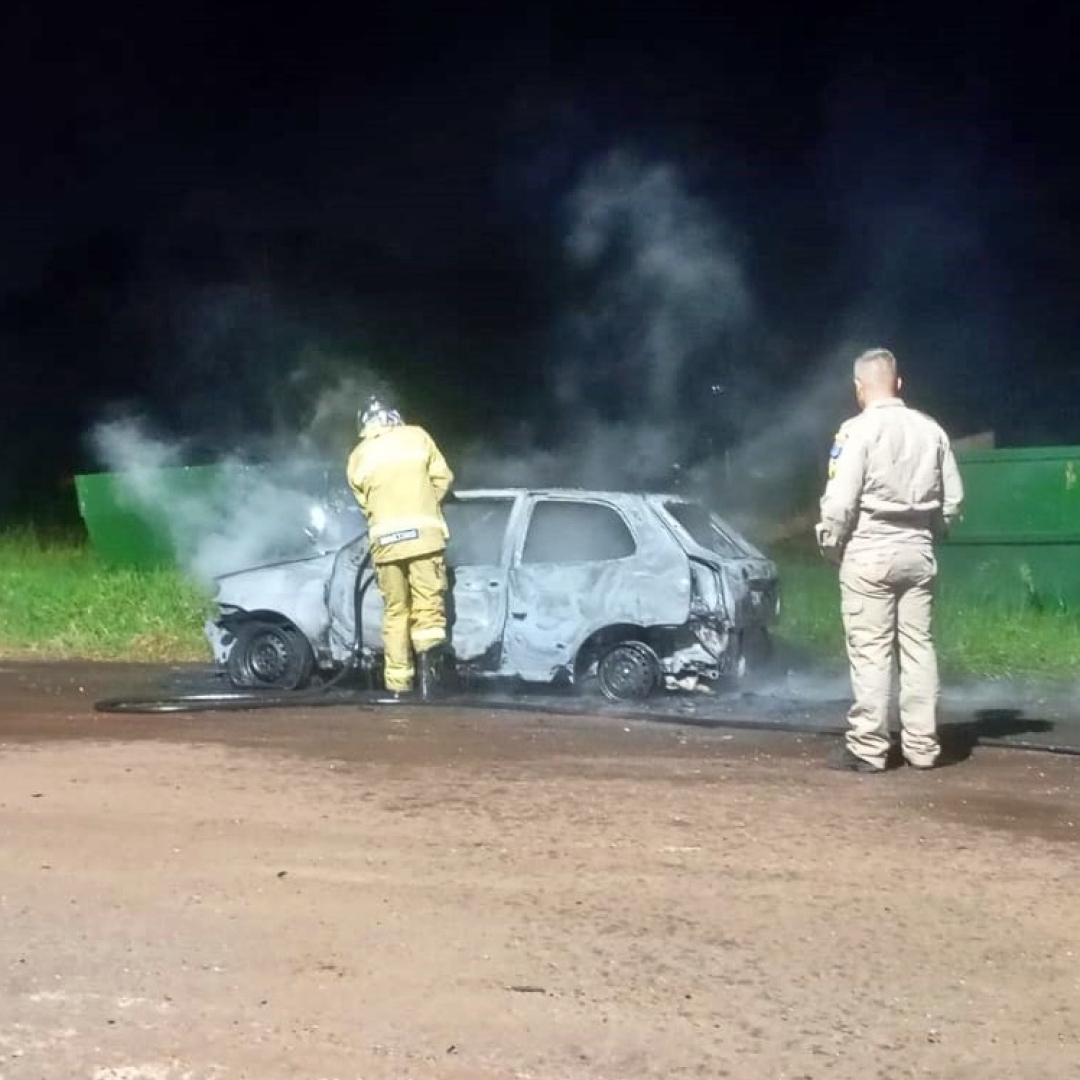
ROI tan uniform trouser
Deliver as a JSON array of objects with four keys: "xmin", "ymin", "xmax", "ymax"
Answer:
[
  {"xmin": 375, "ymin": 554, "xmax": 448, "ymax": 692},
  {"xmin": 840, "ymin": 544, "xmax": 940, "ymax": 769}
]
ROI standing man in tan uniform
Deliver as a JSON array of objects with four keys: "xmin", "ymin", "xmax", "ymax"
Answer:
[
  {"xmin": 816, "ymin": 349, "xmax": 964, "ymax": 772},
  {"xmin": 347, "ymin": 396, "xmax": 454, "ymax": 700}
]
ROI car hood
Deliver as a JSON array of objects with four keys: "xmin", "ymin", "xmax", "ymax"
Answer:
[
  {"xmin": 212, "ymin": 550, "xmax": 339, "ymax": 610},
  {"xmin": 213, "ymin": 549, "xmax": 337, "ymax": 585}
]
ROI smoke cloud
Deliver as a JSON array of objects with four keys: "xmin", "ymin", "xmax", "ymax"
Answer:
[
  {"xmin": 85, "ymin": 149, "xmax": 859, "ymax": 585},
  {"xmin": 87, "ymin": 366, "xmax": 391, "ymax": 583},
  {"xmin": 459, "ymin": 153, "xmax": 752, "ymax": 491},
  {"xmin": 89, "ymin": 141, "xmax": 985, "ymax": 583},
  {"xmin": 456, "ymin": 150, "xmax": 851, "ymax": 534}
]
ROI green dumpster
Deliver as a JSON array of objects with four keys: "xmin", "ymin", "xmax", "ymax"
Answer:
[
  {"xmin": 75, "ymin": 465, "xmax": 243, "ymax": 569},
  {"xmin": 75, "ymin": 460, "xmax": 350, "ymax": 572},
  {"xmin": 939, "ymin": 445, "xmax": 1080, "ymax": 613}
]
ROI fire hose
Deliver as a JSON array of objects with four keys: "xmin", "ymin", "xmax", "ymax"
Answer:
[{"xmin": 92, "ymin": 681, "xmax": 1080, "ymax": 758}]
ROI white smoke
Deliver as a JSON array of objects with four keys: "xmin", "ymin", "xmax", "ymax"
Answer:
[
  {"xmin": 456, "ymin": 151, "xmax": 854, "ymax": 539},
  {"xmin": 86, "ymin": 366, "xmax": 390, "ymax": 584},
  {"xmin": 457, "ymin": 152, "xmax": 754, "ymax": 492},
  {"xmin": 81, "ymin": 151, "xmax": 865, "ymax": 587},
  {"xmin": 559, "ymin": 152, "xmax": 749, "ymax": 418}
]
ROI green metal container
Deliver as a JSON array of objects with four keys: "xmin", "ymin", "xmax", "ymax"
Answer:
[
  {"xmin": 75, "ymin": 460, "xmax": 349, "ymax": 571},
  {"xmin": 939, "ymin": 446, "xmax": 1080, "ymax": 613},
  {"xmin": 75, "ymin": 465, "xmax": 238, "ymax": 568}
]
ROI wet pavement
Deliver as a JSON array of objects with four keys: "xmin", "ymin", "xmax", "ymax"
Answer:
[{"xmin": 4, "ymin": 658, "xmax": 1079, "ymax": 759}]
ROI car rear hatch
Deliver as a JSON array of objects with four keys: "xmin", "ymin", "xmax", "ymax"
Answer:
[{"xmin": 654, "ymin": 497, "xmax": 780, "ymax": 626}]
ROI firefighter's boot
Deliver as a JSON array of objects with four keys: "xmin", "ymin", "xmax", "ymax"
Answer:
[{"xmin": 417, "ymin": 646, "xmax": 442, "ymax": 702}]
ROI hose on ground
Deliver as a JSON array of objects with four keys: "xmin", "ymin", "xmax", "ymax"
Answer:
[{"xmin": 89, "ymin": 687, "xmax": 1080, "ymax": 756}]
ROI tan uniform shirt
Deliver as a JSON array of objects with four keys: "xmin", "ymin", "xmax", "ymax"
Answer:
[
  {"xmin": 347, "ymin": 424, "xmax": 454, "ymax": 564},
  {"xmin": 817, "ymin": 398, "xmax": 964, "ymax": 554}
]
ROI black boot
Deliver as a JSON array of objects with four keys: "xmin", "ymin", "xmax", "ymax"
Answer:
[
  {"xmin": 418, "ymin": 644, "xmax": 454, "ymax": 701},
  {"xmin": 417, "ymin": 647, "xmax": 440, "ymax": 702}
]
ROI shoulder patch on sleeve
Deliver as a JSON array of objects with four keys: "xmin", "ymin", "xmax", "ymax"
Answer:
[{"xmin": 827, "ymin": 428, "xmax": 847, "ymax": 478}]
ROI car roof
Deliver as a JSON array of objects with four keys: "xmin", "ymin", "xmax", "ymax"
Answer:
[{"xmin": 451, "ymin": 488, "xmax": 696, "ymax": 503}]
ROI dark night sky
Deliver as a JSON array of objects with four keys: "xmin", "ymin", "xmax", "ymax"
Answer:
[{"xmin": 2, "ymin": 0, "xmax": 1079, "ymax": 515}]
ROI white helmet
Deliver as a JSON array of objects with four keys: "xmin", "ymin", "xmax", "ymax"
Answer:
[{"xmin": 358, "ymin": 395, "xmax": 403, "ymax": 437}]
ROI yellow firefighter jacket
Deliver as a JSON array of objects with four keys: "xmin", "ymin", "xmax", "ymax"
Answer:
[{"xmin": 346, "ymin": 424, "xmax": 454, "ymax": 565}]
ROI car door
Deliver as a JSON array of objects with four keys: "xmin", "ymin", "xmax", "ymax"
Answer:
[
  {"xmin": 442, "ymin": 495, "xmax": 518, "ymax": 664},
  {"xmin": 326, "ymin": 495, "xmax": 518, "ymax": 666},
  {"xmin": 326, "ymin": 533, "xmax": 380, "ymax": 660},
  {"xmin": 502, "ymin": 494, "xmax": 691, "ymax": 683}
]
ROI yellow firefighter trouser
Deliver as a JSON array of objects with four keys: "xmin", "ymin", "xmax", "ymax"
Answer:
[
  {"xmin": 840, "ymin": 545, "xmax": 940, "ymax": 769},
  {"xmin": 375, "ymin": 554, "xmax": 448, "ymax": 692}
]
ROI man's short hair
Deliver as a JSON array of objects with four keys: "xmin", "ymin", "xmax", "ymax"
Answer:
[{"xmin": 853, "ymin": 348, "xmax": 898, "ymax": 383}]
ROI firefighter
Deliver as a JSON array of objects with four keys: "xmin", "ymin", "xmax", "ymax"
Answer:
[
  {"xmin": 346, "ymin": 396, "xmax": 455, "ymax": 700},
  {"xmin": 815, "ymin": 349, "xmax": 964, "ymax": 772}
]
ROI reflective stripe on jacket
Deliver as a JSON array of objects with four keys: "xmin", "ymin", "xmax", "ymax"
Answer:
[{"xmin": 346, "ymin": 424, "xmax": 454, "ymax": 564}]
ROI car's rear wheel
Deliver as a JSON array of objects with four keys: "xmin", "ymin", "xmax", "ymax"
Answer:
[
  {"xmin": 596, "ymin": 640, "xmax": 661, "ymax": 702},
  {"xmin": 226, "ymin": 621, "xmax": 315, "ymax": 691}
]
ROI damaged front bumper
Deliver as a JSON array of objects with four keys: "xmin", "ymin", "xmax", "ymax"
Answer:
[{"xmin": 205, "ymin": 618, "xmax": 234, "ymax": 666}]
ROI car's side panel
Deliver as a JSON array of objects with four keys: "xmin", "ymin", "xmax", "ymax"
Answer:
[
  {"xmin": 443, "ymin": 494, "xmax": 521, "ymax": 664},
  {"xmin": 448, "ymin": 566, "xmax": 508, "ymax": 663},
  {"xmin": 214, "ymin": 554, "xmax": 338, "ymax": 652},
  {"xmin": 501, "ymin": 495, "xmax": 692, "ymax": 683},
  {"xmin": 325, "ymin": 497, "xmax": 522, "ymax": 666}
]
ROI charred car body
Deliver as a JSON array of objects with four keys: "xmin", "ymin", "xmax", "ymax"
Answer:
[{"xmin": 205, "ymin": 488, "xmax": 780, "ymax": 701}]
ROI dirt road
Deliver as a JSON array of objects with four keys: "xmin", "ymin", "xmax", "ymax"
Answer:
[{"xmin": 1, "ymin": 662, "xmax": 1078, "ymax": 1080}]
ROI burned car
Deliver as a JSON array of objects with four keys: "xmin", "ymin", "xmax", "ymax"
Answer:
[{"xmin": 204, "ymin": 488, "xmax": 780, "ymax": 701}]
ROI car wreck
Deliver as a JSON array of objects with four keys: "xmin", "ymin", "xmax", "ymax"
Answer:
[{"xmin": 204, "ymin": 488, "xmax": 781, "ymax": 701}]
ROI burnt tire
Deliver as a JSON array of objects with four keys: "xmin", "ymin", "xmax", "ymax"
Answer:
[
  {"xmin": 226, "ymin": 621, "xmax": 315, "ymax": 691},
  {"xmin": 596, "ymin": 640, "xmax": 661, "ymax": 702}
]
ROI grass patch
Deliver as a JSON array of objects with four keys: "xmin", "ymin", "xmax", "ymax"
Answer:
[
  {"xmin": 774, "ymin": 550, "xmax": 1080, "ymax": 681},
  {"xmin": 772, "ymin": 554, "xmax": 846, "ymax": 665},
  {"xmin": 0, "ymin": 528, "xmax": 211, "ymax": 662},
  {"xmin": 1, "ymin": 529, "xmax": 1079, "ymax": 681}
]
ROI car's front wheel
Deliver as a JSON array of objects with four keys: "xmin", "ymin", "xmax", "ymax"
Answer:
[{"xmin": 226, "ymin": 620, "xmax": 315, "ymax": 691}]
